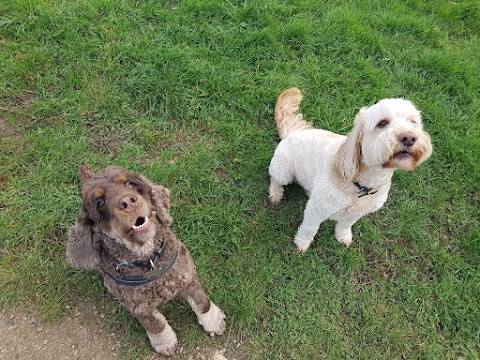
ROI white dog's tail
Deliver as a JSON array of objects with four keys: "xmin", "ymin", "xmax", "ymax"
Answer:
[{"xmin": 274, "ymin": 88, "xmax": 312, "ymax": 140}]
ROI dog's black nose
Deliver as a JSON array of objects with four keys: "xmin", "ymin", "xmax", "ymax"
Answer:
[
  {"xmin": 399, "ymin": 132, "xmax": 417, "ymax": 147},
  {"xmin": 117, "ymin": 195, "xmax": 137, "ymax": 211}
]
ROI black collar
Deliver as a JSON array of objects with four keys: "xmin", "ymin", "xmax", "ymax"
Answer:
[
  {"xmin": 353, "ymin": 181, "xmax": 381, "ymax": 198},
  {"xmin": 104, "ymin": 241, "xmax": 179, "ymax": 287},
  {"xmin": 115, "ymin": 239, "xmax": 167, "ymax": 271}
]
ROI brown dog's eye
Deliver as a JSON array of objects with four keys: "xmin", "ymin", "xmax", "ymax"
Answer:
[
  {"xmin": 126, "ymin": 181, "xmax": 136, "ymax": 189},
  {"xmin": 96, "ymin": 198, "xmax": 106, "ymax": 209},
  {"xmin": 377, "ymin": 119, "xmax": 389, "ymax": 128}
]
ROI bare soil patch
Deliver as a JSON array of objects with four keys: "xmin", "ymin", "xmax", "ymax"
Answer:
[{"xmin": 0, "ymin": 302, "xmax": 252, "ymax": 360}]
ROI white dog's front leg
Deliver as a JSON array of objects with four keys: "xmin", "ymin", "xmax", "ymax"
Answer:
[
  {"xmin": 294, "ymin": 199, "xmax": 331, "ymax": 253},
  {"xmin": 269, "ymin": 179, "xmax": 285, "ymax": 205},
  {"xmin": 334, "ymin": 213, "xmax": 366, "ymax": 247},
  {"xmin": 335, "ymin": 222, "xmax": 354, "ymax": 247}
]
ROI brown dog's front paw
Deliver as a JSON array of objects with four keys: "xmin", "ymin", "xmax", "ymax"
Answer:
[
  {"xmin": 147, "ymin": 324, "xmax": 178, "ymax": 356},
  {"xmin": 198, "ymin": 302, "xmax": 226, "ymax": 337}
]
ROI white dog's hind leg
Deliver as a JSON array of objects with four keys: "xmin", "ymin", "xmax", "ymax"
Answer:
[
  {"xmin": 294, "ymin": 199, "xmax": 332, "ymax": 253},
  {"xmin": 269, "ymin": 148, "xmax": 294, "ymax": 205}
]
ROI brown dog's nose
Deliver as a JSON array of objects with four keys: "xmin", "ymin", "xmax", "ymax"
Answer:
[
  {"xmin": 399, "ymin": 132, "xmax": 417, "ymax": 147},
  {"xmin": 117, "ymin": 194, "xmax": 137, "ymax": 211}
]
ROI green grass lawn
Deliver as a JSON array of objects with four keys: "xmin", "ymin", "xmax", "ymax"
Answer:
[{"xmin": 1, "ymin": 0, "xmax": 479, "ymax": 358}]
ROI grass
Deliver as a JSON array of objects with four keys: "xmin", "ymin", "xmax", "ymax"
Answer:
[{"xmin": 1, "ymin": 0, "xmax": 479, "ymax": 358}]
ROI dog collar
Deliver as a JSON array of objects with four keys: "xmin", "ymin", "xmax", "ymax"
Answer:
[
  {"xmin": 115, "ymin": 240, "xmax": 167, "ymax": 271},
  {"xmin": 353, "ymin": 182, "xmax": 381, "ymax": 198},
  {"xmin": 104, "ymin": 242, "xmax": 179, "ymax": 287}
]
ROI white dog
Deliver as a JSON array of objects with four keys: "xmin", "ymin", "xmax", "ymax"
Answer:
[{"xmin": 269, "ymin": 88, "xmax": 432, "ymax": 252}]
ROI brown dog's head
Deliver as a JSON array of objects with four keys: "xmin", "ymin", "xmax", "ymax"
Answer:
[{"xmin": 66, "ymin": 164, "xmax": 172, "ymax": 269}]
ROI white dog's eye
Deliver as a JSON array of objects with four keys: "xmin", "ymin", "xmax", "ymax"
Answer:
[
  {"xmin": 376, "ymin": 119, "xmax": 389, "ymax": 128},
  {"xmin": 126, "ymin": 181, "xmax": 136, "ymax": 189}
]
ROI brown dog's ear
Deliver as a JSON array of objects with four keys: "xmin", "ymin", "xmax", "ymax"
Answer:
[
  {"xmin": 79, "ymin": 164, "xmax": 95, "ymax": 190},
  {"xmin": 152, "ymin": 185, "xmax": 174, "ymax": 225},
  {"xmin": 66, "ymin": 211, "xmax": 101, "ymax": 270},
  {"xmin": 333, "ymin": 109, "xmax": 365, "ymax": 181},
  {"xmin": 135, "ymin": 174, "xmax": 173, "ymax": 226}
]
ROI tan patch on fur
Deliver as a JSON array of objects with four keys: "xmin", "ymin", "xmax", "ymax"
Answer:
[
  {"xmin": 113, "ymin": 175, "xmax": 127, "ymax": 184},
  {"xmin": 93, "ymin": 187, "xmax": 105, "ymax": 199},
  {"xmin": 114, "ymin": 236, "xmax": 156, "ymax": 257},
  {"xmin": 332, "ymin": 121, "xmax": 363, "ymax": 182},
  {"xmin": 274, "ymin": 87, "xmax": 312, "ymax": 140}
]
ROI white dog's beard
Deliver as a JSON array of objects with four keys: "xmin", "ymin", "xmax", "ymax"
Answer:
[
  {"xmin": 363, "ymin": 132, "xmax": 431, "ymax": 171},
  {"xmin": 383, "ymin": 141, "xmax": 431, "ymax": 170},
  {"xmin": 384, "ymin": 150, "xmax": 419, "ymax": 170}
]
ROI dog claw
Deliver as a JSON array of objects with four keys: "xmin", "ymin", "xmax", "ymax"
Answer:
[
  {"xmin": 294, "ymin": 236, "xmax": 312, "ymax": 253},
  {"xmin": 269, "ymin": 196, "xmax": 282, "ymax": 206},
  {"xmin": 338, "ymin": 238, "xmax": 352, "ymax": 248}
]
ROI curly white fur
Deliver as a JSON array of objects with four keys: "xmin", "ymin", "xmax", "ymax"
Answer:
[{"xmin": 269, "ymin": 88, "xmax": 432, "ymax": 252}]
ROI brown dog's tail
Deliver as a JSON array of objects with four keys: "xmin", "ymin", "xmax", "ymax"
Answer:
[{"xmin": 274, "ymin": 87, "xmax": 312, "ymax": 140}]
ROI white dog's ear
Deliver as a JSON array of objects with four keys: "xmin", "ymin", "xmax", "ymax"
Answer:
[{"xmin": 334, "ymin": 108, "xmax": 366, "ymax": 181}]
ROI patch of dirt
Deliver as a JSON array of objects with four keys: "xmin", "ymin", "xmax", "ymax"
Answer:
[
  {"xmin": 83, "ymin": 118, "xmax": 124, "ymax": 161},
  {"xmin": 0, "ymin": 303, "xmax": 252, "ymax": 360},
  {"xmin": 0, "ymin": 118, "xmax": 27, "ymax": 192},
  {"xmin": 0, "ymin": 92, "xmax": 37, "ymax": 112},
  {"xmin": 0, "ymin": 306, "xmax": 122, "ymax": 360}
]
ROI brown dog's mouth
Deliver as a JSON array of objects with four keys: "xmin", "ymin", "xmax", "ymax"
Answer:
[{"xmin": 132, "ymin": 216, "xmax": 151, "ymax": 232}]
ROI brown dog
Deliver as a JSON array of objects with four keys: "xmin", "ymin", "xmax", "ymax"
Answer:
[{"xmin": 66, "ymin": 165, "xmax": 226, "ymax": 356}]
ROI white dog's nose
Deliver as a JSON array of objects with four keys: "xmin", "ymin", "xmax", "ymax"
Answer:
[{"xmin": 399, "ymin": 132, "xmax": 417, "ymax": 147}]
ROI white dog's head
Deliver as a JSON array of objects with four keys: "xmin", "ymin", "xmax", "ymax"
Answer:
[{"xmin": 337, "ymin": 98, "xmax": 433, "ymax": 181}]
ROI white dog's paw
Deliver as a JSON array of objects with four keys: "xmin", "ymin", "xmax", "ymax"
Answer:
[
  {"xmin": 294, "ymin": 236, "xmax": 313, "ymax": 253},
  {"xmin": 335, "ymin": 228, "xmax": 353, "ymax": 248},
  {"xmin": 269, "ymin": 181, "xmax": 284, "ymax": 205},
  {"xmin": 197, "ymin": 302, "xmax": 226, "ymax": 337},
  {"xmin": 338, "ymin": 237, "xmax": 352, "ymax": 248},
  {"xmin": 269, "ymin": 192, "xmax": 283, "ymax": 205},
  {"xmin": 147, "ymin": 324, "xmax": 178, "ymax": 356}
]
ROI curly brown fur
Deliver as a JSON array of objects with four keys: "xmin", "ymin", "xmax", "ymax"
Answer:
[{"xmin": 66, "ymin": 164, "xmax": 225, "ymax": 356}]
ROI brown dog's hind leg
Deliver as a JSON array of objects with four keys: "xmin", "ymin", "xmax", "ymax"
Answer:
[{"xmin": 180, "ymin": 273, "xmax": 226, "ymax": 337}]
